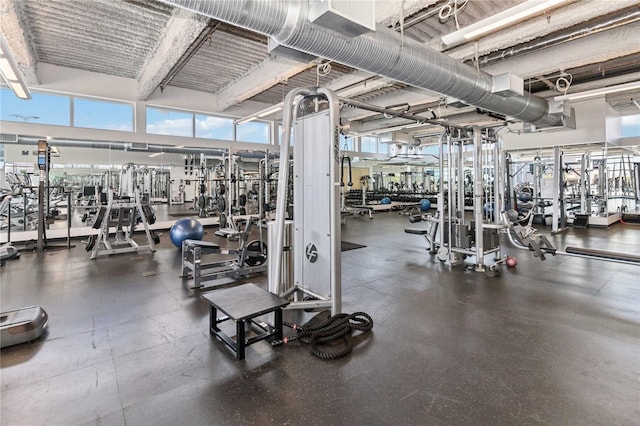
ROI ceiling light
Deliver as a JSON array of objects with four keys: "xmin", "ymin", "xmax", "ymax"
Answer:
[
  {"xmin": 554, "ymin": 81, "xmax": 640, "ymax": 101},
  {"xmin": 257, "ymin": 105, "xmax": 283, "ymax": 118},
  {"xmin": 0, "ymin": 57, "xmax": 17, "ymax": 81},
  {"xmin": 149, "ymin": 152, "xmax": 165, "ymax": 158},
  {"xmin": 235, "ymin": 102, "xmax": 284, "ymax": 125},
  {"xmin": 236, "ymin": 115, "xmax": 259, "ymax": 125},
  {"xmin": 0, "ymin": 34, "xmax": 31, "ymax": 100},
  {"xmin": 441, "ymin": 0, "xmax": 573, "ymax": 49}
]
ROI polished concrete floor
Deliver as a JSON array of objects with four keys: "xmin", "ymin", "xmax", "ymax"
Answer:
[{"xmin": 1, "ymin": 213, "xmax": 639, "ymax": 425}]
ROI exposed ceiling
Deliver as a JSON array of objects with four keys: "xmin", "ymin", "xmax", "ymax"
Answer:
[{"xmin": 1, "ymin": 0, "xmax": 639, "ymax": 135}]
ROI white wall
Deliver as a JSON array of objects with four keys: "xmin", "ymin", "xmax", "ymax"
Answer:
[{"xmin": 502, "ymin": 98, "xmax": 613, "ymax": 150}]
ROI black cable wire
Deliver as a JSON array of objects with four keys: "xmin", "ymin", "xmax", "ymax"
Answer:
[{"xmin": 274, "ymin": 311, "xmax": 373, "ymax": 359}]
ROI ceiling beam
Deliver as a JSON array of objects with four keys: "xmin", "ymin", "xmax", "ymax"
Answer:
[
  {"xmin": 136, "ymin": 8, "xmax": 209, "ymax": 100},
  {"xmin": 377, "ymin": 0, "xmax": 441, "ymax": 27},
  {"xmin": 212, "ymin": 57, "xmax": 315, "ymax": 111},
  {"xmin": 437, "ymin": 0, "xmax": 639, "ymax": 59},
  {"xmin": 483, "ymin": 22, "xmax": 640, "ymax": 80},
  {"xmin": 0, "ymin": 0, "xmax": 39, "ymax": 85}
]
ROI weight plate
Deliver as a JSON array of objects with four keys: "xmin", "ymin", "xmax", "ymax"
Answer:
[{"xmin": 245, "ymin": 240, "xmax": 267, "ymax": 266}]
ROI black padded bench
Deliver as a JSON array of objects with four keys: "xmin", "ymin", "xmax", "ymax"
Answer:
[{"xmin": 201, "ymin": 283, "xmax": 290, "ymax": 360}]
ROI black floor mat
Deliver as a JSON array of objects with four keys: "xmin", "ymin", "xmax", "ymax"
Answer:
[{"xmin": 341, "ymin": 241, "xmax": 366, "ymax": 252}]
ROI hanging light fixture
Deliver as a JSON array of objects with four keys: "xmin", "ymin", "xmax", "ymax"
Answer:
[{"xmin": 441, "ymin": 0, "xmax": 574, "ymax": 49}]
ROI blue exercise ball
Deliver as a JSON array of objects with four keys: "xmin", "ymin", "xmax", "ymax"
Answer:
[
  {"xmin": 419, "ymin": 199, "xmax": 431, "ymax": 211},
  {"xmin": 170, "ymin": 218, "xmax": 204, "ymax": 248},
  {"xmin": 517, "ymin": 192, "xmax": 532, "ymax": 202},
  {"xmin": 380, "ymin": 197, "xmax": 391, "ymax": 205}
]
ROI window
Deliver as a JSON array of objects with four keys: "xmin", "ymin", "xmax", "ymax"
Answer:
[
  {"xmin": 278, "ymin": 124, "xmax": 295, "ymax": 146},
  {"xmin": 1, "ymin": 88, "xmax": 70, "ymax": 126},
  {"xmin": 621, "ymin": 114, "xmax": 640, "ymax": 138},
  {"xmin": 340, "ymin": 134, "xmax": 354, "ymax": 151},
  {"xmin": 146, "ymin": 107, "xmax": 193, "ymax": 137},
  {"xmin": 74, "ymin": 98, "xmax": 133, "ymax": 132},
  {"xmin": 360, "ymin": 136, "xmax": 378, "ymax": 153},
  {"xmin": 236, "ymin": 121, "xmax": 270, "ymax": 144},
  {"xmin": 195, "ymin": 114, "xmax": 234, "ymax": 140}
]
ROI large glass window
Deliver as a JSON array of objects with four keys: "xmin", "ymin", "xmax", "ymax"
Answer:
[
  {"xmin": 340, "ymin": 134, "xmax": 354, "ymax": 151},
  {"xmin": 621, "ymin": 114, "xmax": 640, "ymax": 138},
  {"xmin": 278, "ymin": 124, "xmax": 295, "ymax": 146},
  {"xmin": 236, "ymin": 121, "xmax": 270, "ymax": 144},
  {"xmin": 195, "ymin": 114, "xmax": 234, "ymax": 140},
  {"xmin": 146, "ymin": 107, "xmax": 193, "ymax": 137},
  {"xmin": 74, "ymin": 98, "xmax": 133, "ymax": 131},
  {"xmin": 360, "ymin": 136, "xmax": 378, "ymax": 153},
  {"xmin": 1, "ymin": 88, "xmax": 70, "ymax": 126}
]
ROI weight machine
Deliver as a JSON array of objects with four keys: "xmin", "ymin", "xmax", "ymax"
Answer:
[
  {"xmin": 504, "ymin": 209, "xmax": 640, "ymax": 266},
  {"xmin": 180, "ymin": 216, "xmax": 268, "ymax": 291},
  {"xmin": 86, "ymin": 189, "xmax": 157, "ymax": 259},
  {"xmin": 434, "ymin": 127, "xmax": 505, "ymax": 272},
  {"xmin": 270, "ymin": 87, "xmax": 341, "ymax": 315}
]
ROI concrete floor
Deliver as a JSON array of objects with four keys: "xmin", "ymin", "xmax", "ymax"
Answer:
[{"xmin": 1, "ymin": 213, "xmax": 639, "ymax": 425}]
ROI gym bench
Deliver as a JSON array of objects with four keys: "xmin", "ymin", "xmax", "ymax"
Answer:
[{"xmin": 202, "ymin": 284, "xmax": 289, "ymax": 360}]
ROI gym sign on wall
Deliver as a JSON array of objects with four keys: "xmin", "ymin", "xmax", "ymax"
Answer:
[{"xmin": 305, "ymin": 243, "xmax": 318, "ymax": 263}]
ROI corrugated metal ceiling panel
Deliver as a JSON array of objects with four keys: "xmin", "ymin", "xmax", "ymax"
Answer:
[
  {"xmin": 248, "ymin": 62, "xmax": 355, "ymax": 104},
  {"xmin": 22, "ymin": 0, "xmax": 173, "ymax": 79},
  {"xmin": 168, "ymin": 23, "xmax": 269, "ymax": 93}
]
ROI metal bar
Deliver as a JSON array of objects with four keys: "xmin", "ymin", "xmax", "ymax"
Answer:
[
  {"xmin": 319, "ymin": 87, "xmax": 342, "ymax": 315},
  {"xmin": 472, "ymin": 126, "xmax": 485, "ymax": 271},
  {"xmin": 552, "ymin": 147, "xmax": 561, "ymax": 233},
  {"xmin": 272, "ymin": 88, "xmax": 312, "ymax": 296}
]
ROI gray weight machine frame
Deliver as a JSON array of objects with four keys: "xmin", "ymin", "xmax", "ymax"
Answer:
[
  {"xmin": 90, "ymin": 189, "xmax": 156, "ymax": 259},
  {"xmin": 437, "ymin": 126, "xmax": 506, "ymax": 272},
  {"xmin": 270, "ymin": 87, "xmax": 341, "ymax": 315},
  {"xmin": 180, "ymin": 216, "xmax": 268, "ymax": 291},
  {"xmin": 503, "ymin": 210, "xmax": 640, "ymax": 266}
]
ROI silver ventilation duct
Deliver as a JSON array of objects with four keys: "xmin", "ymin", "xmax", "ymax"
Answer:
[{"xmin": 160, "ymin": 0, "xmax": 568, "ymax": 128}]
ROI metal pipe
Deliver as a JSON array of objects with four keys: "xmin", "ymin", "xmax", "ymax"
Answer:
[
  {"xmin": 472, "ymin": 126, "xmax": 484, "ymax": 271},
  {"xmin": 340, "ymin": 97, "xmax": 449, "ymax": 128},
  {"xmin": 271, "ymin": 87, "xmax": 312, "ymax": 296},
  {"xmin": 318, "ymin": 86, "xmax": 342, "ymax": 315},
  {"xmin": 160, "ymin": 0, "xmax": 561, "ymax": 128},
  {"xmin": 437, "ymin": 133, "xmax": 446, "ymax": 249}
]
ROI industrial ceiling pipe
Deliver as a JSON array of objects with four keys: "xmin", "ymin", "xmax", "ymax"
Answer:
[
  {"xmin": 12, "ymin": 136, "xmax": 274, "ymax": 159},
  {"xmin": 160, "ymin": 0, "xmax": 562, "ymax": 128}
]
